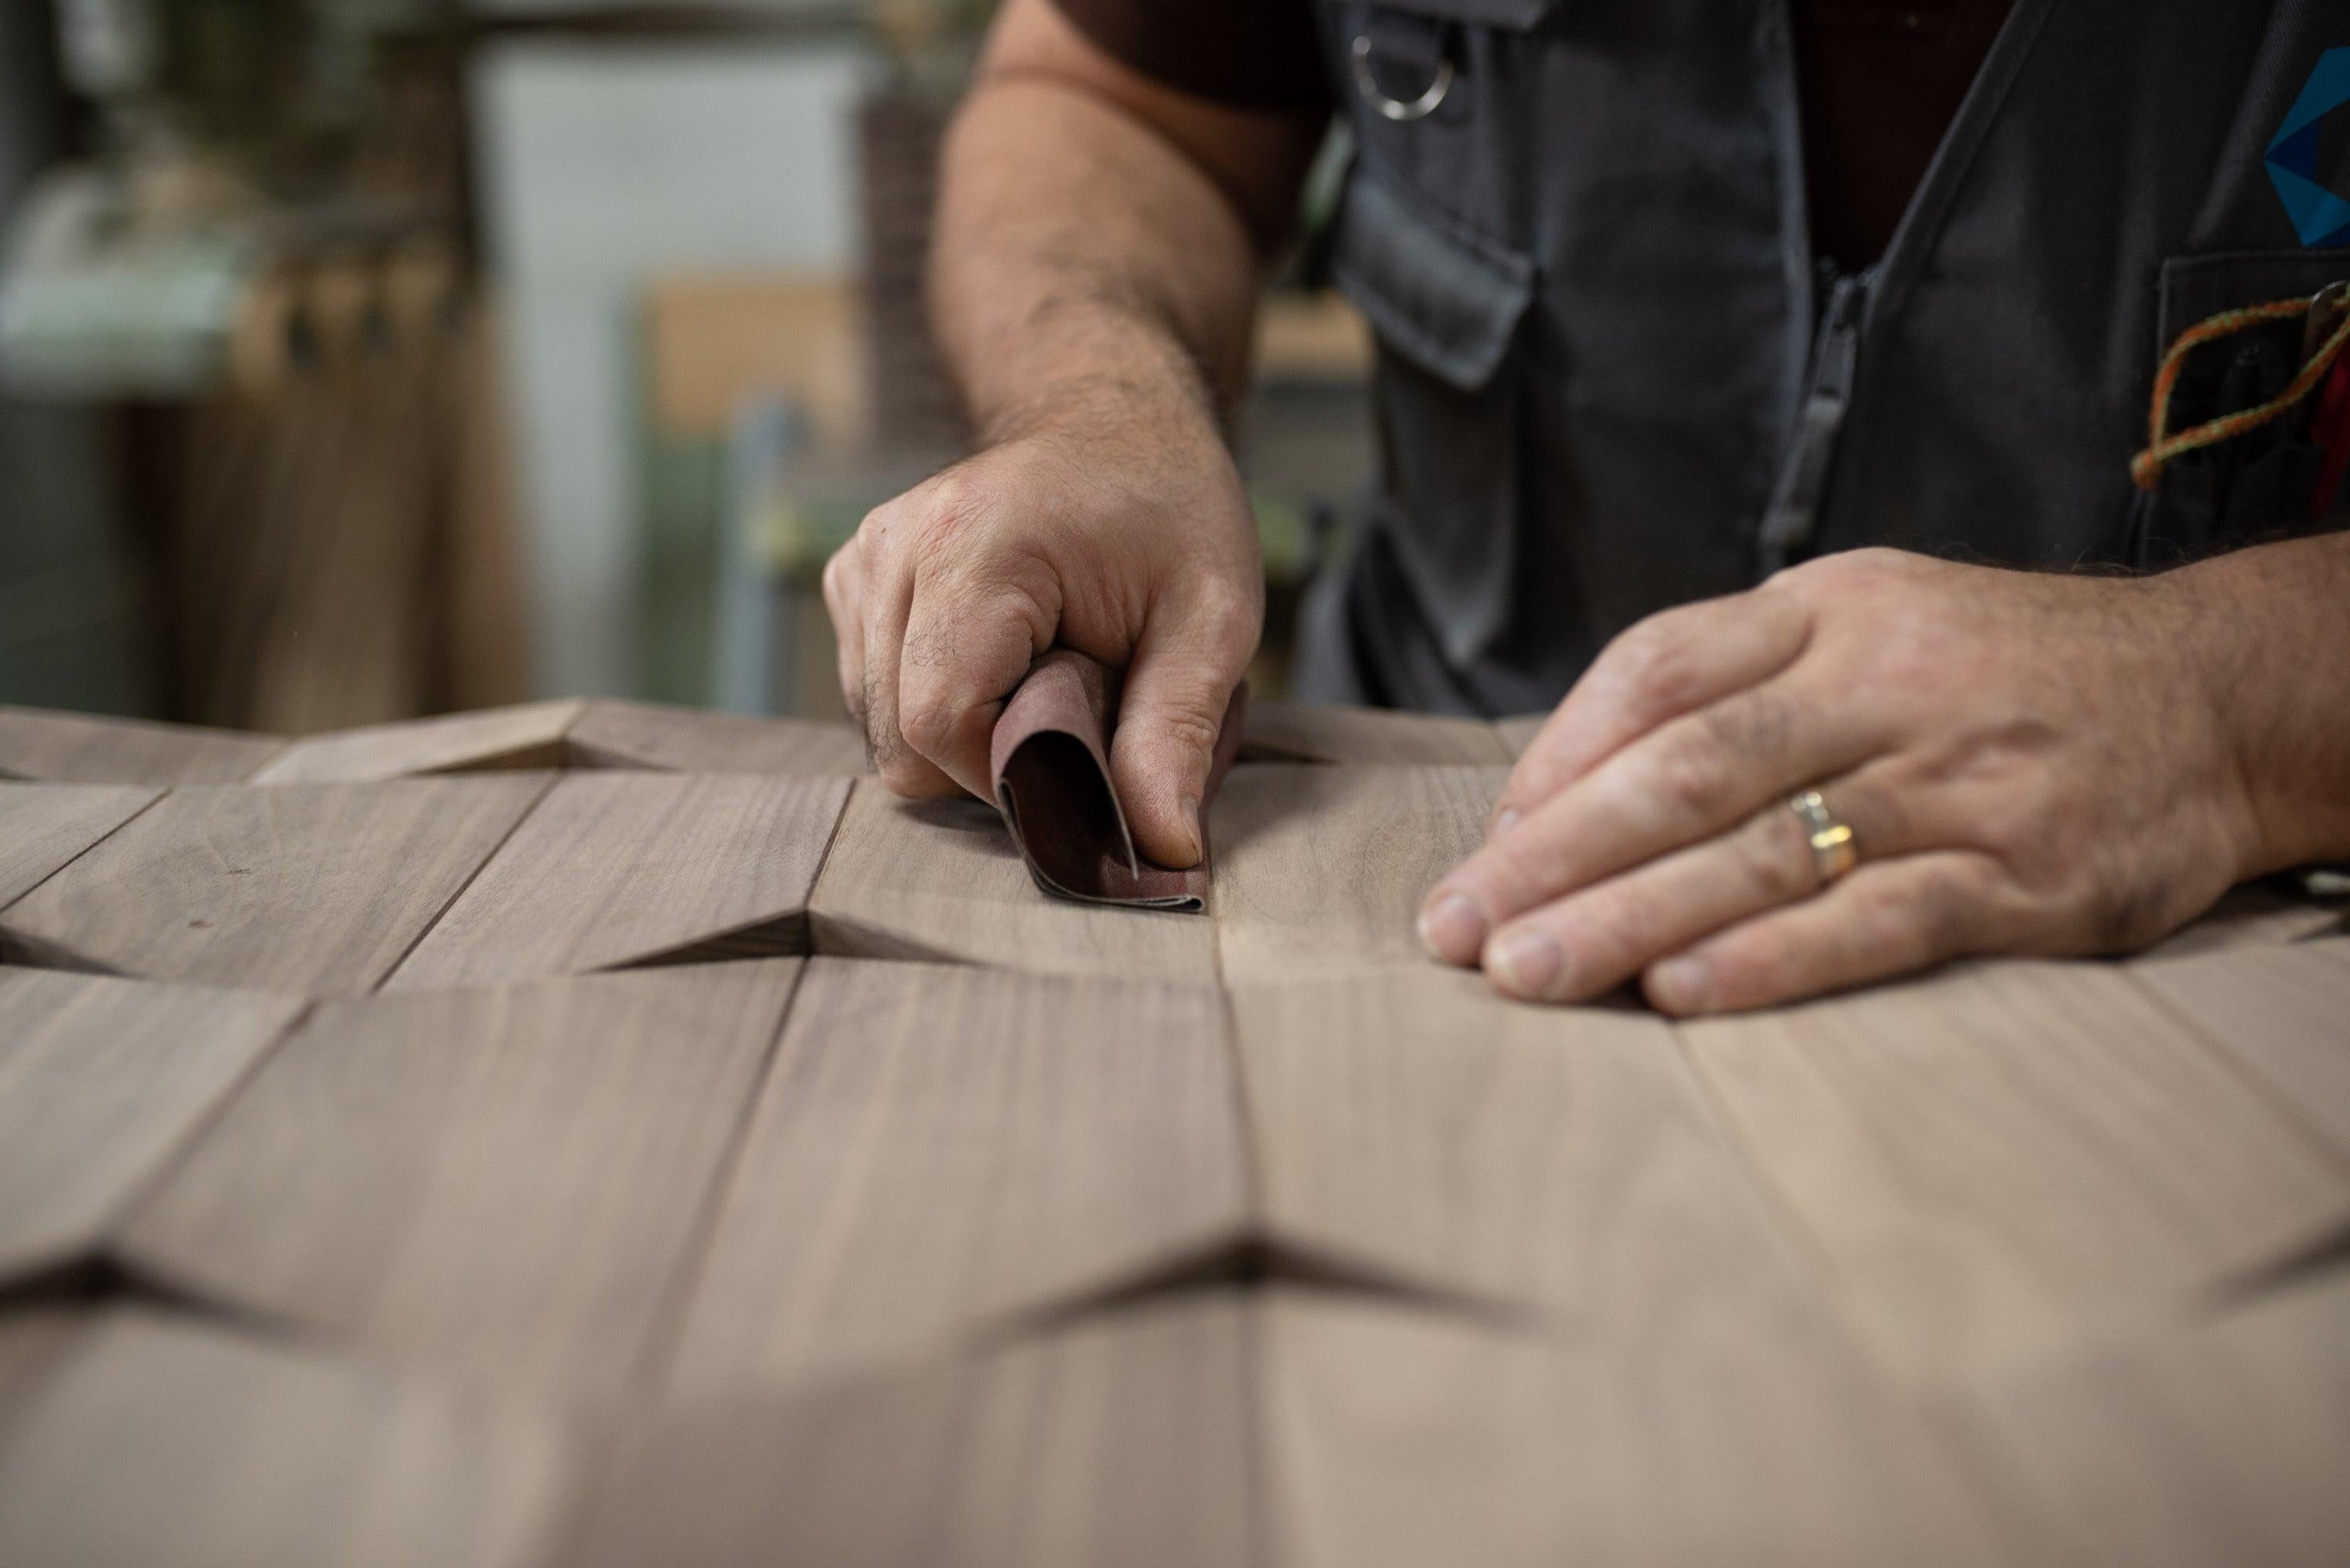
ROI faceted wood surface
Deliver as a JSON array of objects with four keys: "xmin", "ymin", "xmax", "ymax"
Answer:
[
  {"xmin": 0, "ymin": 778, "xmax": 548, "ymax": 994},
  {"xmin": 248, "ymin": 700, "xmax": 586, "ymax": 785},
  {"xmin": 0, "ymin": 705, "xmax": 284, "ymax": 785},
  {"xmin": 389, "ymin": 773, "xmax": 851, "ymax": 985},
  {"xmin": 664, "ymin": 959, "xmax": 1248, "ymax": 1399},
  {"xmin": 0, "ymin": 703, "xmax": 2343, "ymax": 1567},
  {"xmin": 114, "ymin": 965, "xmax": 797, "ymax": 1404}
]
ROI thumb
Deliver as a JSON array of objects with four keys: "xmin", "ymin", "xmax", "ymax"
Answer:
[{"xmin": 1110, "ymin": 582, "xmax": 1257, "ymax": 870}]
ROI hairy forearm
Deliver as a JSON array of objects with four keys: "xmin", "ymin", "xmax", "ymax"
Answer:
[
  {"xmin": 929, "ymin": 75, "xmax": 1265, "ymax": 449},
  {"xmin": 2169, "ymin": 529, "xmax": 2350, "ymax": 871}
]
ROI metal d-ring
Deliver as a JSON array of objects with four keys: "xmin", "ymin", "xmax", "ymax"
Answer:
[{"xmin": 1350, "ymin": 32, "xmax": 1454, "ymax": 122}]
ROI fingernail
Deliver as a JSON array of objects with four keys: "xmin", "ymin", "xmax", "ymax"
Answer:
[
  {"xmin": 1650, "ymin": 956, "xmax": 1715, "ymax": 1014},
  {"xmin": 1489, "ymin": 807, "xmax": 1520, "ymax": 840},
  {"xmin": 1180, "ymin": 796, "xmax": 1203, "ymax": 862},
  {"xmin": 1417, "ymin": 893, "xmax": 1488, "ymax": 964},
  {"xmin": 1490, "ymin": 930, "xmax": 1565, "ymax": 999}
]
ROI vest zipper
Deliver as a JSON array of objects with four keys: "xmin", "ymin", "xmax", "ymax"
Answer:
[{"xmin": 1758, "ymin": 265, "xmax": 1875, "ymax": 576}]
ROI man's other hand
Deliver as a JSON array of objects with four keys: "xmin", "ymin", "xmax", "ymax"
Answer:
[
  {"xmin": 823, "ymin": 407, "xmax": 1263, "ymax": 870},
  {"xmin": 1419, "ymin": 548, "xmax": 2269, "ymax": 1014}
]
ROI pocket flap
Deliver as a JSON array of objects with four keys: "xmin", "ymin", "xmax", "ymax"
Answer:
[{"xmin": 1329, "ymin": 169, "xmax": 1536, "ymax": 394}]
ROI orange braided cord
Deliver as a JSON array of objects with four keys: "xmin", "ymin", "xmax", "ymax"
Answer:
[{"xmin": 2132, "ymin": 298, "xmax": 2350, "ymax": 491}]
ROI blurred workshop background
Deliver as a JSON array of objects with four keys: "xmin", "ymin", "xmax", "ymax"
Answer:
[{"xmin": 0, "ymin": 0, "xmax": 1369, "ymax": 730}]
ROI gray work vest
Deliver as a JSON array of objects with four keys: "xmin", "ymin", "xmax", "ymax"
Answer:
[{"xmin": 1296, "ymin": 0, "xmax": 2350, "ymax": 715}]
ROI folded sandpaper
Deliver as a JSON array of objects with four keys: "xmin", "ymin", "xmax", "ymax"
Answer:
[{"xmin": 989, "ymin": 651, "xmax": 1246, "ymax": 913}]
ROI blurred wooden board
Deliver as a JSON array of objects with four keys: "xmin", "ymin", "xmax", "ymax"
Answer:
[
  {"xmin": 566, "ymin": 699, "xmax": 868, "ymax": 776},
  {"xmin": 664, "ymin": 959, "xmax": 1246, "ymax": 1400},
  {"xmin": 0, "ymin": 970, "xmax": 301, "ymax": 1288},
  {"xmin": 807, "ymin": 784, "xmax": 1217, "ymax": 984},
  {"xmin": 1494, "ymin": 712, "xmax": 1547, "ymax": 758},
  {"xmin": 1213, "ymin": 764, "xmax": 1504, "ymax": 983},
  {"xmin": 1958, "ymin": 1270, "xmax": 2350, "ymax": 1568},
  {"xmin": 1684, "ymin": 962, "xmax": 2350, "ymax": 1386},
  {"xmin": 1263, "ymin": 1292, "xmax": 2013, "ymax": 1568},
  {"xmin": 248, "ymin": 700, "xmax": 585, "ymax": 785},
  {"xmin": 586, "ymin": 1299, "xmax": 1250, "ymax": 1568},
  {"xmin": 1241, "ymin": 701, "xmax": 1513, "ymax": 766},
  {"xmin": 2133, "ymin": 882, "xmax": 2347, "ymax": 960},
  {"xmin": 0, "ymin": 705, "xmax": 284, "ymax": 785},
  {"xmin": 389, "ymin": 774, "xmax": 852, "ymax": 986},
  {"xmin": 0, "ymin": 1309, "xmax": 569, "ymax": 1568},
  {"xmin": 0, "ymin": 782, "xmax": 156, "ymax": 908},
  {"xmin": 116, "ymin": 966, "xmax": 796, "ymax": 1404},
  {"xmin": 1232, "ymin": 971, "xmax": 1799, "ymax": 1321},
  {"xmin": 0, "ymin": 778, "xmax": 548, "ymax": 994},
  {"xmin": 2129, "ymin": 939, "xmax": 2350, "ymax": 1162}
]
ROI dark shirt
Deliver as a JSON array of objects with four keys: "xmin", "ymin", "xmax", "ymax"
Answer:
[{"xmin": 1054, "ymin": 0, "xmax": 2019, "ymax": 271}]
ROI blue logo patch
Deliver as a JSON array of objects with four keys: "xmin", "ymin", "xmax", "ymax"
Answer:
[{"xmin": 2269, "ymin": 49, "xmax": 2350, "ymax": 247}]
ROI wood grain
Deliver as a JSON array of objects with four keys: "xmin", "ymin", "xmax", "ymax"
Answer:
[
  {"xmin": 581, "ymin": 1298, "xmax": 1251, "ymax": 1568},
  {"xmin": 2129, "ymin": 939, "xmax": 2350, "ymax": 1163},
  {"xmin": 248, "ymin": 700, "xmax": 585, "ymax": 785},
  {"xmin": 388, "ymin": 774, "xmax": 851, "ymax": 986},
  {"xmin": 566, "ymin": 699, "xmax": 868, "ymax": 775},
  {"xmin": 1264, "ymin": 1290, "xmax": 2013, "ymax": 1568},
  {"xmin": 116, "ymin": 964, "xmax": 797, "ymax": 1404},
  {"xmin": 0, "ymin": 1308, "xmax": 569, "ymax": 1568},
  {"xmin": 1212, "ymin": 764, "xmax": 1505, "ymax": 983},
  {"xmin": 0, "ymin": 783, "xmax": 157, "ymax": 909},
  {"xmin": 0, "ymin": 969, "xmax": 302, "ymax": 1288},
  {"xmin": 663, "ymin": 959, "xmax": 1246, "ymax": 1400},
  {"xmin": 0, "ymin": 778, "xmax": 548, "ymax": 994},
  {"xmin": 1957, "ymin": 1270, "xmax": 2350, "ymax": 1568},
  {"xmin": 1684, "ymin": 960, "xmax": 2350, "ymax": 1386},
  {"xmin": 1242, "ymin": 699, "xmax": 1513, "ymax": 765},
  {"xmin": 0, "ymin": 706, "xmax": 284, "ymax": 785},
  {"xmin": 1232, "ymin": 970, "xmax": 1806, "ymax": 1324},
  {"xmin": 806, "ymin": 784, "xmax": 1218, "ymax": 984}
]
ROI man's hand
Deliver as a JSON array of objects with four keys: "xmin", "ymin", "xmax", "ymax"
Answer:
[
  {"xmin": 1419, "ymin": 547, "xmax": 2275, "ymax": 1014},
  {"xmin": 824, "ymin": 405, "xmax": 1262, "ymax": 869}
]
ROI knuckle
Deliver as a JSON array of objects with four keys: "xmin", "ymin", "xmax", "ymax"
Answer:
[
  {"xmin": 1650, "ymin": 736, "xmax": 1734, "ymax": 820},
  {"xmin": 1701, "ymin": 691, "xmax": 1794, "ymax": 762},
  {"xmin": 1739, "ymin": 808, "xmax": 1818, "ymax": 901}
]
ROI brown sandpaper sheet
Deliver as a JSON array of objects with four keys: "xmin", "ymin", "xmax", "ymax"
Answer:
[{"xmin": 989, "ymin": 652, "xmax": 1246, "ymax": 914}]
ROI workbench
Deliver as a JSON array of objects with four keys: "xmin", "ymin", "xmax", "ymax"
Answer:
[{"xmin": 1, "ymin": 697, "xmax": 2345, "ymax": 1567}]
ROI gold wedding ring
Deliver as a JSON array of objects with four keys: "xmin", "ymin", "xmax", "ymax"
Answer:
[{"xmin": 1788, "ymin": 789, "xmax": 1859, "ymax": 883}]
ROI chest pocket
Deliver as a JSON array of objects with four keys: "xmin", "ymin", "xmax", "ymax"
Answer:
[
  {"xmin": 1331, "ymin": 164, "xmax": 1537, "ymax": 668},
  {"xmin": 2134, "ymin": 249, "xmax": 2350, "ymax": 566},
  {"xmin": 1325, "ymin": 0, "xmax": 1556, "ymax": 249}
]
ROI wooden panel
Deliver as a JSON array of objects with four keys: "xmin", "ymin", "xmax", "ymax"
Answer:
[
  {"xmin": 248, "ymin": 700, "xmax": 585, "ymax": 785},
  {"xmin": 0, "ymin": 969, "xmax": 301, "ymax": 1288},
  {"xmin": 0, "ymin": 705, "xmax": 284, "ymax": 785},
  {"xmin": 2130, "ymin": 939, "xmax": 2350, "ymax": 1163},
  {"xmin": 389, "ymin": 774, "xmax": 851, "ymax": 986},
  {"xmin": 1213, "ymin": 764, "xmax": 1503, "ymax": 984},
  {"xmin": 1242, "ymin": 700, "xmax": 1513, "ymax": 766},
  {"xmin": 1233, "ymin": 970, "xmax": 1804, "ymax": 1321},
  {"xmin": 2134, "ymin": 883, "xmax": 2346, "ymax": 961},
  {"xmin": 116, "ymin": 964, "xmax": 796, "ymax": 1404},
  {"xmin": 1264, "ymin": 1291, "xmax": 2013, "ymax": 1568},
  {"xmin": 0, "ymin": 778, "xmax": 547, "ymax": 994},
  {"xmin": 580, "ymin": 1298, "xmax": 1250, "ymax": 1568},
  {"xmin": 566, "ymin": 699, "xmax": 868, "ymax": 776},
  {"xmin": 806, "ymin": 784, "xmax": 1218, "ymax": 984},
  {"xmin": 0, "ymin": 1309, "xmax": 569, "ymax": 1568},
  {"xmin": 0, "ymin": 782, "xmax": 156, "ymax": 908},
  {"xmin": 1494, "ymin": 712, "xmax": 1547, "ymax": 759},
  {"xmin": 1685, "ymin": 961, "xmax": 2350, "ymax": 1386},
  {"xmin": 1961, "ymin": 1271, "xmax": 2350, "ymax": 1568},
  {"xmin": 663, "ymin": 959, "xmax": 1246, "ymax": 1400}
]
